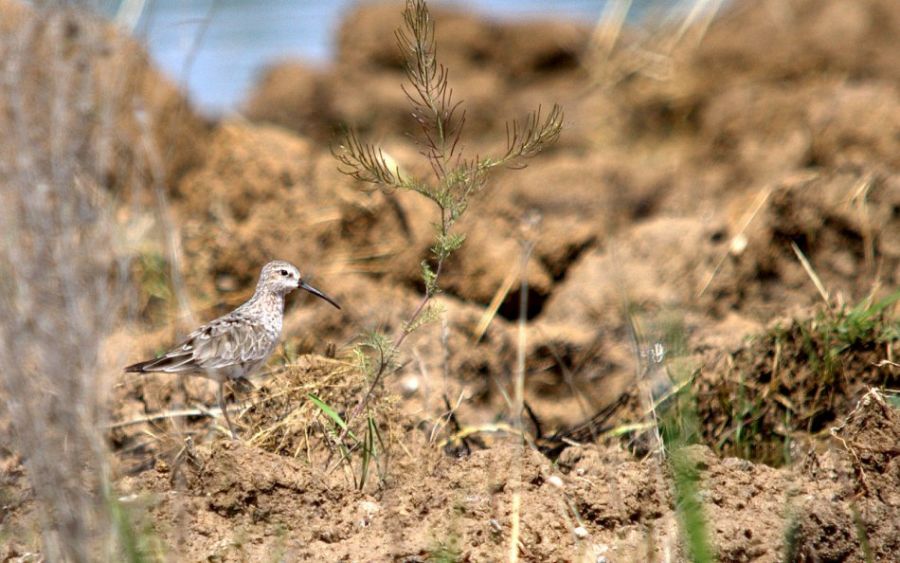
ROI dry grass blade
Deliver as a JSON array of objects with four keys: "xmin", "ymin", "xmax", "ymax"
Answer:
[
  {"xmin": 590, "ymin": 0, "xmax": 633, "ymax": 62},
  {"xmin": 106, "ymin": 408, "xmax": 214, "ymax": 429},
  {"xmin": 436, "ymin": 422, "xmax": 527, "ymax": 448},
  {"xmin": 790, "ymin": 241, "xmax": 831, "ymax": 308},
  {"xmin": 697, "ymin": 187, "xmax": 771, "ymax": 298},
  {"xmin": 473, "ymin": 266, "xmax": 518, "ymax": 342},
  {"xmin": 587, "ymin": 0, "xmax": 724, "ymax": 87},
  {"xmin": 668, "ymin": 0, "xmax": 725, "ymax": 50},
  {"xmin": 507, "ymin": 217, "xmax": 539, "ymax": 563},
  {"xmin": 849, "ymin": 173, "xmax": 876, "ymax": 274}
]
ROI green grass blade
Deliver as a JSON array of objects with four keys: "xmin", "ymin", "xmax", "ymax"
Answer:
[
  {"xmin": 863, "ymin": 287, "xmax": 900, "ymax": 316},
  {"xmin": 358, "ymin": 414, "xmax": 379, "ymax": 490},
  {"xmin": 308, "ymin": 393, "xmax": 357, "ymax": 441}
]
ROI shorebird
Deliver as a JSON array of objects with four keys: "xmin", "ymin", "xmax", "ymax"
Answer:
[{"xmin": 125, "ymin": 260, "xmax": 340, "ymax": 438}]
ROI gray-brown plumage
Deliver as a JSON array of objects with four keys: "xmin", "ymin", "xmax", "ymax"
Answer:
[{"xmin": 125, "ymin": 260, "xmax": 340, "ymax": 438}]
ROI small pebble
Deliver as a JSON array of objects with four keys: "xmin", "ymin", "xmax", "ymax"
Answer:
[
  {"xmin": 574, "ymin": 526, "xmax": 589, "ymax": 539},
  {"xmin": 400, "ymin": 375, "xmax": 419, "ymax": 396},
  {"xmin": 547, "ymin": 475, "xmax": 564, "ymax": 489},
  {"xmin": 358, "ymin": 500, "xmax": 380, "ymax": 516},
  {"xmin": 357, "ymin": 500, "xmax": 380, "ymax": 527},
  {"xmin": 729, "ymin": 233, "xmax": 748, "ymax": 255}
]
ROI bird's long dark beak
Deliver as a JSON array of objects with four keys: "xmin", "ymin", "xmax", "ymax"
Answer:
[{"xmin": 300, "ymin": 280, "xmax": 341, "ymax": 309}]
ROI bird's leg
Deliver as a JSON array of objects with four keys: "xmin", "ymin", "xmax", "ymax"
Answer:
[{"xmin": 217, "ymin": 380, "xmax": 238, "ymax": 440}]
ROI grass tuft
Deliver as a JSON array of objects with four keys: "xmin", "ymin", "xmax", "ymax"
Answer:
[{"xmin": 697, "ymin": 289, "xmax": 900, "ymax": 465}]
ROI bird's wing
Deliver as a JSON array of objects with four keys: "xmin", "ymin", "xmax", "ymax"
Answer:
[{"xmin": 127, "ymin": 313, "xmax": 272, "ymax": 374}]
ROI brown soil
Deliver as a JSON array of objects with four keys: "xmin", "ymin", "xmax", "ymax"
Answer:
[
  {"xmin": 2, "ymin": 0, "xmax": 900, "ymax": 561},
  {"xmin": 96, "ymin": 388, "xmax": 900, "ymax": 561}
]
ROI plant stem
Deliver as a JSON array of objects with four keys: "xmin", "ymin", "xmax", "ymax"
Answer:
[{"xmin": 341, "ymin": 210, "xmax": 451, "ymax": 440}]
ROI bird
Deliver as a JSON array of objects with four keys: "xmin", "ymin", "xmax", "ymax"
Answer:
[{"xmin": 125, "ymin": 260, "xmax": 341, "ymax": 438}]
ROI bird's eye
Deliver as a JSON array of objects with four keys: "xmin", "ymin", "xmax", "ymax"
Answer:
[{"xmin": 279, "ymin": 269, "xmax": 289, "ymax": 277}]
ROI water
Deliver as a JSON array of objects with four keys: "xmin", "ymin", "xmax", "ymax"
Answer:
[{"xmin": 129, "ymin": 0, "xmax": 679, "ymax": 113}]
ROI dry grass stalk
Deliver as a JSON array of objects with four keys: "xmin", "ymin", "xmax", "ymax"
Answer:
[
  {"xmin": 697, "ymin": 187, "xmax": 771, "ymax": 298},
  {"xmin": 507, "ymin": 214, "xmax": 540, "ymax": 563},
  {"xmin": 473, "ymin": 266, "xmax": 518, "ymax": 343},
  {"xmin": 586, "ymin": 0, "xmax": 724, "ymax": 86},
  {"xmin": 790, "ymin": 241, "xmax": 831, "ymax": 308},
  {"xmin": 0, "ymin": 3, "xmax": 172, "ymax": 558},
  {"xmin": 0, "ymin": 10, "xmax": 120, "ymax": 560}
]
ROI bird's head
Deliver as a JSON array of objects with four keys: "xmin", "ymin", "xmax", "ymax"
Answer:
[{"xmin": 258, "ymin": 260, "xmax": 341, "ymax": 309}]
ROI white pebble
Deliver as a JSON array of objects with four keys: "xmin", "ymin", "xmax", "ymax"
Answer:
[
  {"xmin": 400, "ymin": 375, "xmax": 420, "ymax": 396},
  {"xmin": 729, "ymin": 233, "xmax": 748, "ymax": 255},
  {"xmin": 359, "ymin": 500, "xmax": 380, "ymax": 516}
]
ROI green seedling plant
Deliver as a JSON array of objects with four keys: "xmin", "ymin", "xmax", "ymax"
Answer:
[{"xmin": 313, "ymin": 0, "xmax": 562, "ymax": 489}]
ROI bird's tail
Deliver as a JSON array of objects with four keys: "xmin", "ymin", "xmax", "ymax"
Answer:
[
  {"xmin": 124, "ymin": 359, "xmax": 155, "ymax": 373},
  {"xmin": 124, "ymin": 351, "xmax": 194, "ymax": 374}
]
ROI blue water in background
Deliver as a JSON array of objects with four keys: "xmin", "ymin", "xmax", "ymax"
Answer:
[{"xmin": 130, "ymin": 1, "xmax": 679, "ymax": 113}]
